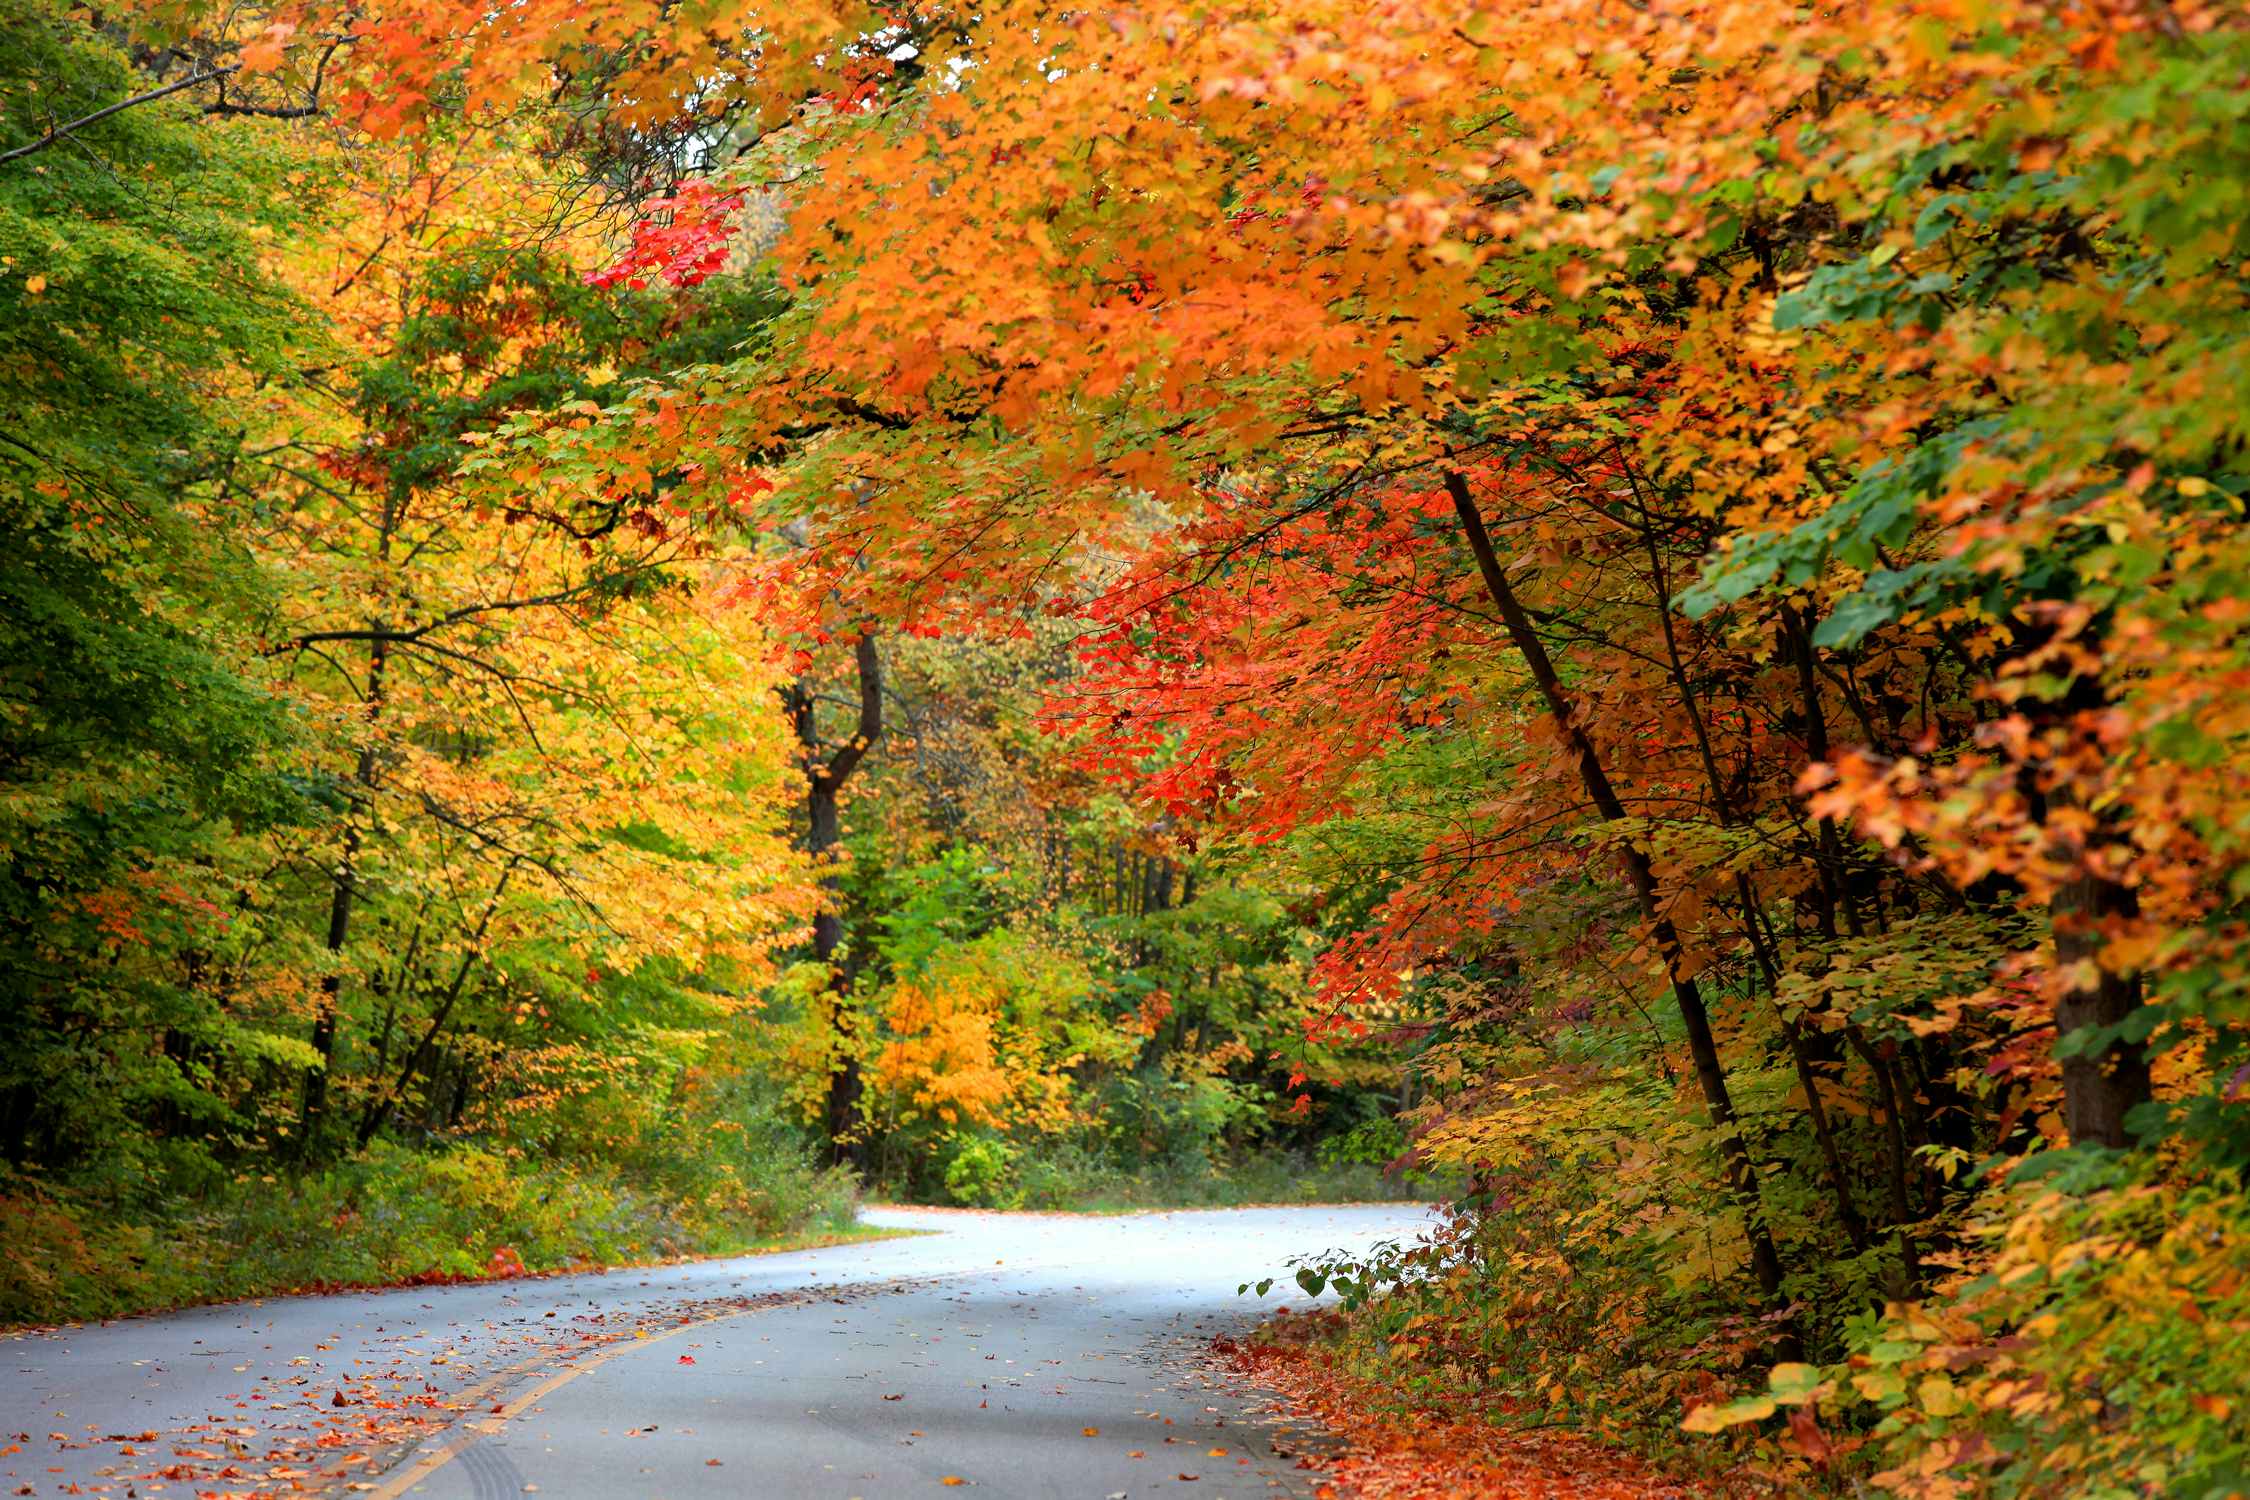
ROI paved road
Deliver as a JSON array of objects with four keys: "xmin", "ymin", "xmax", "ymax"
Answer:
[{"xmin": 1, "ymin": 1204, "xmax": 1432, "ymax": 1500}]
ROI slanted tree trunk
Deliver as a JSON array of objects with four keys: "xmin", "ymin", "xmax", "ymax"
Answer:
[
  {"xmin": 1447, "ymin": 471, "xmax": 1789, "ymax": 1308},
  {"xmin": 356, "ymin": 864, "xmax": 513, "ymax": 1147},
  {"xmin": 1621, "ymin": 485, "xmax": 1874, "ymax": 1259}
]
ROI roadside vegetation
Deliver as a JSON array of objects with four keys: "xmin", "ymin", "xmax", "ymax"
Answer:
[{"xmin": 9, "ymin": 3, "xmax": 2250, "ymax": 1498}]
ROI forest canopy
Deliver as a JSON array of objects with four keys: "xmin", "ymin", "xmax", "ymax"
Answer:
[{"xmin": 4, "ymin": 0, "xmax": 2248, "ymax": 1493}]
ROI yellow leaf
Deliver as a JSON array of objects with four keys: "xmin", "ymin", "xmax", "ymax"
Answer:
[
  {"xmin": 1682, "ymin": 1395, "xmax": 1775, "ymax": 1433},
  {"xmin": 1852, "ymin": 1370, "xmax": 1904, "ymax": 1403},
  {"xmin": 1769, "ymin": 1362, "xmax": 1823, "ymax": 1404},
  {"xmin": 1918, "ymin": 1374, "xmax": 1964, "ymax": 1418}
]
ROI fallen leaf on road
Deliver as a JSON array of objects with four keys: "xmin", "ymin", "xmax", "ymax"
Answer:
[
  {"xmin": 1082, "ymin": 1427, "xmax": 1099, "ymax": 1437},
  {"xmin": 677, "ymin": 1355, "xmax": 695, "ymax": 1365},
  {"xmin": 881, "ymin": 1393, "xmax": 904, "ymax": 1401},
  {"xmin": 940, "ymin": 1477, "xmax": 965, "ymax": 1487}
]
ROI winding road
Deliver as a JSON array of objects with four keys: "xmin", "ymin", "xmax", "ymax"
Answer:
[{"xmin": 1, "ymin": 1203, "xmax": 1432, "ymax": 1500}]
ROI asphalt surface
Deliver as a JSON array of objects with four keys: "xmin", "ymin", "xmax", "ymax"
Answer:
[{"xmin": 1, "ymin": 1203, "xmax": 1434, "ymax": 1500}]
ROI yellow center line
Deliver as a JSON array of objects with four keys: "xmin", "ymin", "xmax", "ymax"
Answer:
[{"xmin": 360, "ymin": 1304, "xmax": 774, "ymax": 1500}]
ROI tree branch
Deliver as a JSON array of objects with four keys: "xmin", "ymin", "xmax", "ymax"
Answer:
[
  {"xmin": 205, "ymin": 36, "xmax": 345, "ymax": 119},
  {"xmin": 1, "ymin": 64, "xmax": 241, "ymax": 167},
  {"xmin": 822, "ymin": 633, "xmax": 884, "ymax": 788}
]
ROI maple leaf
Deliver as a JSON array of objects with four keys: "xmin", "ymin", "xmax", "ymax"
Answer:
[{"xmin": 239, "ymin": 21, "xmax": 295, "ymax": 72}]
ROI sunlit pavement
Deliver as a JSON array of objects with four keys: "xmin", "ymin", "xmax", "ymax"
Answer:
[{"xmin": 1, "ymin": 1203, "xmax": 1435, "ymax": 1500}]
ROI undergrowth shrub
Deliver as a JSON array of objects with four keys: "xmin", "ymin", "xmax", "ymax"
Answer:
[
  {"xmin": 942, "ymin": 1134, "xmax": 1023, "ymax": 1208},
  {"xmin": 1269, "ymin": 1150, "xmax": 2250, "ymax": 1496},
  {"xmin": 1008, "ymin": 1145, "xmax": 1437, "ymax": 1212},
  {"xmin": 0, "ymin": 1140, "xmax": 857, "ymax": 1326},
  {"xmin": 1685, "ymin": 1153, "xmax": 2250, "ymax": 1498}
]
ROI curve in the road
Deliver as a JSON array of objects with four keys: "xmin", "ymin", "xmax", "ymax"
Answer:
[{"xmin": 0, "ymin": 1203, "xmax": 1433, "ymax": 1500}]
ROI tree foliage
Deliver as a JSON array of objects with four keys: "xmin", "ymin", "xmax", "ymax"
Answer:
[{"xmin": 9, "ymin": 0, "xmax": 2250, "ymax": 1492}]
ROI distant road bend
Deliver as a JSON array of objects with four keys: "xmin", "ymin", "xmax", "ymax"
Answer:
[{"xmin": 2, "ymin": 1203, "xmax": 1434, "ymax": 1500}]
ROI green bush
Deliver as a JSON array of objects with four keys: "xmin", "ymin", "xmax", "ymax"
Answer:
[{"xmin": 942, "ymin": 1135, "xmax": 1023, "ymax": 1208}]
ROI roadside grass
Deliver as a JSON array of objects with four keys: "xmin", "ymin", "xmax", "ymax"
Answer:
[{"xmin": 0, "ymin": 1141, "xmax": 868, "ymax": 1328}]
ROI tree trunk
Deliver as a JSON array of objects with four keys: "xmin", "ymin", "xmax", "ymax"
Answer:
[
  {"xmin": 2031, "ymin": 660, "xmax": 2154, "ymax": 1151},
  {"xmin": 1736, "ymin": 879, "xmax": 1869, "ymax": 1251},
  {"xmin": 298, "ymin": 633, "xmax": 388, "ymax": 1157},
  {"xmin": 1447, "ymin": 470, "xmax": 1789, "ymax": 1307},
  {"xmin": 2052, "ymin": 869, "xmax": 2152, "ymax": 1148},
  {"xmin": 356, "ymin": 864, "xmax": 513, "ymax": 1147},
  {"xmin": 1625, "ymin": 493, "xmax": 1870, "ymax": 1257},
  {"xmin": 792, "ymin": 634, "xmax": 883, "ymax": 1169}
]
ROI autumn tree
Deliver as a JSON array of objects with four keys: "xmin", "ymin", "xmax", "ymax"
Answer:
[{"xmin": 25, "ymin": 0, "xmax": 2250, "ymax": 1489}]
